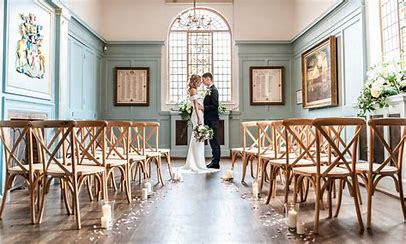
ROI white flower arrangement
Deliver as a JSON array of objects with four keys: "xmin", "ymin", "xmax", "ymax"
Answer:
[
  {"xmin": 193, "ymin": 125, "xmax": 214, "ymax": 142},
  {"xmin": 357, "ymin": 60, "xmax": 406, "ymax": 116}
]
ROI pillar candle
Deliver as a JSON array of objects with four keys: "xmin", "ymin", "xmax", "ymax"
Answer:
[
  {"xmin": 101, "ymin": 216, "xmax": 108, "ymax": 229},
  {"xmin": 288, "ymin": 209, "xmax": 297, "ymax": 228},
  {"xmin": 102, "ymin": 204, "xmax": 111, "ymax": 219},
  {"xmin": 142, "ymin": 188, "xmax": 148, "ymax": 200},
  {"xmin": 296, "ymin": 221, "xmax": 305, "ymax": 235},
  {"xmin": 144, "ymin": 182, "xmax": 152, "ymax": 194}
]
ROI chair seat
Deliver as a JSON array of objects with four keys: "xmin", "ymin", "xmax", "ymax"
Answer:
[
  {"xmin": 9, "ymin": 164, "xmax": 43, "ymax": 173},
  {"xmin": 231, "ymin": 147, "xmax": 245, "ymax": 153},
  {"xmin": 129, "ymin": 153, "xmax": 146, "ymax": 161},
  {"xmin": 145, "ymin": 151, "xmax": 162, "ymax": 157},
  {"xmin": 269, "ymin": 158, "xmax": 314, "ymax": 166},
  {"xmin": 245, "ymin": 147, "xmax": 259, "ymax": 155},
  {"xmin": 293, "ymin": 166, "xmax": 350, "ymax": 176},
  {"xmin": 145, "ymin": 148, "xmax": 170, "ymax": 154},
  {"xmin": 46, "ymin": 164, "xmax": 105, "ymax": 176},
  {"xmin": 355, "ymin": 162, "xmax": 398, "ymax": 174},
  {"xmin": 106, "ymin": 158, "xmax": 128, "ymax": 166}
]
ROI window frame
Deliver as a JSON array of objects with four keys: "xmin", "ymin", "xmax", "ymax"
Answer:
[
  {"xmin": 379, "ymin": 0, "xmax": 405, "ymax": 61},
  {"xmin": 167, "ymin": 7, "xmax": 233, "ymax": 104}
]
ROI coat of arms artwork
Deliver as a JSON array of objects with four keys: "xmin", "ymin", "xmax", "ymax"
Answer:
[{"xmin": 16, "ymin": 13, "xmax": 45, "ymax": 79}]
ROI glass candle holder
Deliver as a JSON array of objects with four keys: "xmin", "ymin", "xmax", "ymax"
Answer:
[
  {"xmin": 284, "ymin": 203, "xmax": 298, "ymax": 231},
  {"xmin": 101, "ymin": 200, "xmax": 115, "ymax": 229}
]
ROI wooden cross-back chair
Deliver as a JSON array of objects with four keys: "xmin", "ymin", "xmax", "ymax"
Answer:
[
  {"xmin": 104, "ymin": 121, "xmax": 132, "ymax": 203},
  {"xmin": 143, "ymin": 122, "xmax": 166, "ymax": 186},
  {"xmin": 266, "ymin": 119, "xmax": 316, "ymax": 204},
  {"xmin": 129, "ymin": 122, "xmax": 147, "ymax": 183},
  {"xmin": 74, "ymin": 120, "xmax": 108, "ymax": 202},
  {"xmin": 292, "ymin": 118, "xmax": 365, "ymax": 234},
  {"xmin": 355, "ymin": 118, "xmax": 406, "ymax": 228},
  {"xmin": 238, "ymin": 121, "xmax": 262, "ymax": 182},
  {"xmin": 231, "ymin": 121, "xmax": 261, "ymax": 172},
  {"xmin": 0, "ymin": 120, "xmax": 42, "ymax": 224},
  {"xmin": 32, "ymin": 120, "xmax": 107, "ymax": 229}
]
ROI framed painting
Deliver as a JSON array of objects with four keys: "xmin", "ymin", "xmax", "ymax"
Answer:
[
  {"xmin": 301, "ymin": 36, "xmax": 338, "ymax": 109},
  {"xmin": 250, "ymin": 66, "xmax": 284, "ymax": 105},
  {"xmin": 115, "ymin": 67, "xmax": 150, "ymax": 106},
  {"xmin": 5, "ymin": 1, "xmax": 54, "ymax": 100}
]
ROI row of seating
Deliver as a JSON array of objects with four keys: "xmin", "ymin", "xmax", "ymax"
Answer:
[
  {"xmin": 0, "ymin": 120, "xmax": 172, "ymax": 229},
  {"xmin": 231, "ymin": 117, "xmax": 406, "ymax": 234}
]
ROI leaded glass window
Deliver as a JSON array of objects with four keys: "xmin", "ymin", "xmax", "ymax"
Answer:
[{"xmin": 168, "ymin": 8, "xmax": 232, "ymax": 103}]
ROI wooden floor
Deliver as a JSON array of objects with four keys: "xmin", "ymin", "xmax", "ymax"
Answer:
[{"xmin": 0, "ymin": 159, "xmax": 405, "ymax": 243}]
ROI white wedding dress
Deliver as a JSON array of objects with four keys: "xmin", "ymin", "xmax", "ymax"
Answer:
[{"xmin": 177, "ymin": 94, "xmax": 219, "ymax": 174}]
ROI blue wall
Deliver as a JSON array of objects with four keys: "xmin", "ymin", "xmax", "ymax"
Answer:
[
  {"xmin": 63, "ymin": 17, "xmax": 103, "ymax": 120},
  {"xmin": 292, "ymin": 0, "xmax": 366, "ymax": 118},
  {"xmin": 100, "ymin": 43, "xmax": 171, "ymax": 149}
]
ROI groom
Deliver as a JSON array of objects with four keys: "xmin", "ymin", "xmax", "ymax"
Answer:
[{"xmin": 202, "ymin": 72, "xmax": 221, "ymax": 169}]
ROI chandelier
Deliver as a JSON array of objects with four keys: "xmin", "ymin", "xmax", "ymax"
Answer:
[{"xmin": 176, "ymin": 0, "xmax": 213, "ymax": 30}]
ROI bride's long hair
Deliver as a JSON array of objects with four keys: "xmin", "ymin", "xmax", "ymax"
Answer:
[{"xmin": 187, "ymin": 74, "xmax": 202, "ymax": 95}]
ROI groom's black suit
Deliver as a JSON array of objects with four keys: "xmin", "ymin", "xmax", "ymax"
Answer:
[{"xmin": 204, "ymin": 85, "xmax": 221, "ymax": 166}]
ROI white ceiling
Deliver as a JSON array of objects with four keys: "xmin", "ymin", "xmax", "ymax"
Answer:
[{"xmin": 67, "ymin": 0, "xmax": 341, "ymax": 41}]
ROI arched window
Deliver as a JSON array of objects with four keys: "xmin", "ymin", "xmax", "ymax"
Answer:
[{"xmin": 168, "ymin": 8, "xmax": 232, "ymax": 103}]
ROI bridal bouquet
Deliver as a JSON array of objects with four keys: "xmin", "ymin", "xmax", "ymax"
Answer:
[
  {"xmin": 356, "ymin": 60, "xmax": 406, "ymax": 116},
  {"xmin": 178, "ymin": 99, "xmax": 193, "ymax": 121},
  {"xmin": 193, "ymin": 125, "xmax": 214, "ymax": 142}
]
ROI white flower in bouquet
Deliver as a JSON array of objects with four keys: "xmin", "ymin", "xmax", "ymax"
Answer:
[
  {"xmin": 370, "ymin": 84, "xmax": 382, "ymax": 98},
  {"xmin": 193, "ymin": 125, "xmax": 214, "ymax": 142}
]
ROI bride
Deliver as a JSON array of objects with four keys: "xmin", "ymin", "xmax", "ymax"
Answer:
[{"xmin": 178, "ymin": 74, "xmax": 219, "ymax": 174}]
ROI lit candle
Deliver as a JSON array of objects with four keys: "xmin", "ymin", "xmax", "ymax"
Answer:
[
  {"xmin": 102, "ymin": 204, "xmax": 112, "ymax": 219},
  {"xmin": 142, "ymin": 188, "xmax": 148, "ymax": 200},
  {"xmin": 252, "ymin": 181, "xmax": 259, "ymax": 199},
  {"xmin": 101, "ymin": 216, "xmax": 108, "ymax": 229},
  {"xmin": 144, "ymin": 182, "xmax": 152, "ymax": 194},
  {"xmin": 296, "ymin": 221, "xmax": 305, "ymax": 235},
  {"xmin": 288, "ymin": 209, "xmax": 297, "ymax": 228}
]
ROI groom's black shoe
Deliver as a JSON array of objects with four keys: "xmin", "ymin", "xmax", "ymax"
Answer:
[{"xmin": 207, "ymin": 161, "xmax": 220, "ymax": 169}]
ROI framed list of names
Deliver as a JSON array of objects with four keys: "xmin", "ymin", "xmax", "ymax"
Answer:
[
  {"xmin": 115, "ymin": 67, "xmax": 149, "ymax": 106},
  {"xmin": 250, "ymin": 66, "xmax": 284, "ymax": 105}
]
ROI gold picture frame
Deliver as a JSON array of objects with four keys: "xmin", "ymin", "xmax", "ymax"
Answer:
[
  {"xmin": 115, "ymin": 67, "xmax": 150, "ymax": 106},
  {"xmin": 301, "ymin": 36, "xmax": 338, "ymax": 109}
]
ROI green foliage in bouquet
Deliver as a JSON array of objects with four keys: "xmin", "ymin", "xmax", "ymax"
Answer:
[
  {"xmin": 178, "ymin": 99, "xmax": 193, "ymax": 121},
  {"xmin": 193, "ymin": 125, "xmax": 214, "ymax": 142},
  {"xmin": 357, "ymin": 61, "xmax": 406, "ymax": 116}
]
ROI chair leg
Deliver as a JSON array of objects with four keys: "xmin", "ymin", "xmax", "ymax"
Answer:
[
  {"xmin": 72, "ymin": 176, "xmax": 81, "ymax": 230},
  {"xmin": 366, "ymin": 174, "xmax": 373, "ymax": 228},
  {"xmin": 241, "ymin": 156, "xmax": 248, "ymax": 183},
  {"xmin": 0, "ymin": 174, "xmax": 12, "ymax": 219},
  {"xmin": 102, "ymin": 171, "xmax": 108, "ymax": 201},
  {"xmin": 334, "ymin": 179, "xmax": 345, "ymax": 218},
  {"xmin": 86, "ymin": 177, "xmax": 94, "ymax": 201},
  {"xmin": 231, "ymin": 152, "xmax": 237, "ymax": 170},
  {"xmin": 397, "ymin": 172, "xmax": 406, "ymax": 223},
  {"xmin": 352, "ymin": 175, "xmax": 365, "ymax": 231},
  {"xmin": 293, "ymin": 174, "xmax": 299, "ymax": 205},
  {"xmin": 284, "ymin": 167, "xmax": 291, "ymax": 204},
  {"xmin": 125, "ymin": 164, "xmax": 132, "ymax": 203},
  {"xmin": 266, "ymin": 165, "xmax": 274, "ymax": 204},
  {"xmin": 327, "ymin": 179, "xmax": 333, "ymax": 218},
  {"xmin": 314, "ymin": 176, "xmax": 321, "ymax": 234},
  {"xmin": 157, "ymin": 157, "xmax": 165, "ymax": 186},
  {"xmin": 166, "ymin": 153, "xmax": 173, "ymax": 179}
]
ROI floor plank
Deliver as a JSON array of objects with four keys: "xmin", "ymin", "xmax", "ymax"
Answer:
[{"xmin": 0, "ymin": 159, "xmax": 405, "ymax": 243}]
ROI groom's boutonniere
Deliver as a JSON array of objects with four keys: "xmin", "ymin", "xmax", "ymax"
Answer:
[{"xmin": 203, "ymin": 87, "xmax": 211, "ymax": 97}]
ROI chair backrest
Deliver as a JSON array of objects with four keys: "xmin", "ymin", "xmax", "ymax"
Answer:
[
  {"xmin": 241, "ymin": 121, "xmax": 260, "ymax": 150},
  {"xmin": 144, "ymin": 122, "xmax": 160, "ymax": 152},
  {"xmin": 31, "ymin": 120, "xmax": 76, "ymax": 175},
  {"xmin": 129, "ymin": 122, "xmax": 146, "ymax": 155},
  {"xmin": 283, "ymin": 119, "xmax": 316, "ymax": 166},
  {"xmin": 0, "ymin": 120, "xmax": 33, "ymax": 174},
  {"xmin": 271, "ymin": 120, "xmax": 287, "ymax": 156},
  {"xmin": 256, "ymin": 121, "xmax": 276, "ymax": 156},
  {"xmin": 74, "ymin": 120, "xmax": 107, "ymax": 166},
  {"xmin": 313, "ymin": 117, "xmax": 365, "ymax": 176},
  {"xmin": 368, "ymin": 118, "xmax": 406, "ymax": 173},
  {"xmin": 105, "ymin": 121, "xmax": 131, "ymax": 160}
]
